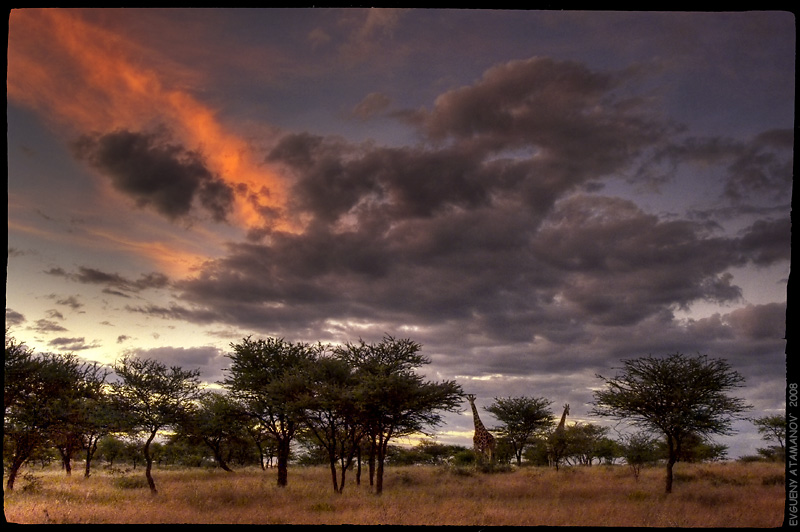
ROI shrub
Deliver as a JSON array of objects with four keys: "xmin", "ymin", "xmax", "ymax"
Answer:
[{"xmin": 113, "ymin": 475, "xmax": 150, "ymax": 490}]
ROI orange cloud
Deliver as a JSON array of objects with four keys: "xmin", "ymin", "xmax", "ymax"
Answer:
[{"xmin": 8, "ymin": 8, "xmax": 290, "ymax": 232}]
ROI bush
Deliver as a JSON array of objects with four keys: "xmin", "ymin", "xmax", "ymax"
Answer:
[{"xmin": 113, "ymin": 475, "xmax": 150, "ymax": 490}]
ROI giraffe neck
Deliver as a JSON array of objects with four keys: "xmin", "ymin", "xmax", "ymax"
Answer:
[
  {"xmin": 557, "ymin": 407, "xmax": 568, "ymax": 430},
  {"xmin": 469, "ymin": 401, "xmax": 487, "ymax": 432}
]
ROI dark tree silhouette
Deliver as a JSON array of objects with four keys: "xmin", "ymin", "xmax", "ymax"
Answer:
[
  {"xmin": 223, "ymin": 336, "xmax": 318, "ymax": 487},
  {"xmin": 486, "ymin": 395, "xmax": 553, "ymax": 465},
  {"xmin": 111, "ymin": 355, "xmax": 201, "ymax": 494},
  {"xmin": 591, "ymin": 353, "xmax": 750, "ymax": 493}
]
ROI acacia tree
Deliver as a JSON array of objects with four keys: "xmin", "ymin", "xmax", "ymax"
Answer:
[
  {"xmin": 591, "ymin": 353, "xmax": 751, "ymax": 493},
  {"xmin": 485, "ymin": 396, "xmax": 553, "ymax": 465},
  {"xmin": 299, "ymin": 354, "xmax": 366, "ymax": 493},
  {"xmin": 752, "ymin": 414, "xmax": 786, "ymax": 461},
  {"xmin": 335, "ymin": 336, "xmax": 463, "ymax": 495},
  {"xmin": 223, "ymin": 337, "xmax": 319, "ymax": 487},
  {"xmin": 4, "ymin": 339, "xmax": 108, "ymax": 490},
  {"xmin": 110, "ymin": 355, "xmax": 202, "ymax": 494},
  {"xmin": 179, "ymin": 391, "xmax": 249, "ymax": 473}
]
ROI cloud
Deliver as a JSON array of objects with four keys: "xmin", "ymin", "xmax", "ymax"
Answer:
[
  {"xmin": 32, "ymin": 319, "xmax": 68, "ymax": 333},
  {"xmin": 413, "ymin": 58, "xmax": 669, "ymax": 163},
  {"xmin": 47, "ymin": 337, "xmax": 100, "ymax": 351},
  {"xmin": 122, "ymin": 345, "xmax": 227, "ymax": 382},
  {"xmin": 5, "ymin": 308, "xmax": 26, "ymax": 328},
  {"xmin": 637, "ymin": 129, "xmax": 794, "ymax": 202},
  {"xmin": 56, "ymin": 296, "xmax": 84, "ymax": 311},
  {"xmin": 736, "ymin": 218, "xmax": 791, "ymax": 267},
  {"xmin": 725, "ymin": 303, "xmax": 786, "ymax": 341},
  {"xmin": 9, "ymin": 9, "xmax": 290, "ymax": 234},
  {"xmin": 350, "ymin": 92, "xmax": 392, "ymax": 120},
  {"xmin": 46, "ymin": 266, "xmax": 170, "ymax": 296},
  {"xmin": 73, "ymin": 128, "xmax": 235, "ymax": 222}
]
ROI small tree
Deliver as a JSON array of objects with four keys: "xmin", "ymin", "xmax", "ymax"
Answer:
[
  {"xmin": 179, "ymin": 391, "xmax": 248, "ymax": 473},
  {"xmin": 223, "ymin": 337, "xmax": 318, "ymax": 487},
  {"xmin": 591, "ymin": 353, "xmax": 751, "ymax": 493},
  {"xmin": 619, "ymin": 431, "xmax": 660, "ymax": 480},
  {"xmin": 335, "ymin": 336, "xmax": 463, "ymax": 494},
  {"xmin": 565, "ymin": 423, "xmax": 613, "ymax": 466},
  {"xmin": 752, "ymin": 415, "xmax": 786, "ymax": 461},
  {"xmin": 4, "ymin": 341, "xmax": 107, "ymax": 490},
  {"xmin": 485, "ymin": 396, "xmax": 553, "ymax": 466},
  {"xmin": 110, "ymin": 355, "xmax": 202, "ymax": 494},
  {"xmin": 299, "ymin": 354, "xmax": 366, "ymax": 493}
]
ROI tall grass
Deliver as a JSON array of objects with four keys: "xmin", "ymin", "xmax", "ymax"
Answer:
[{"xmin": 4, "ymin": 461, "xmax": 785, "ymax": 526}]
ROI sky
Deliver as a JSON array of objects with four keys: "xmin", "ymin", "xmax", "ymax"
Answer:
[{"xmin": 6, "ymin": 8, "xmax": 794, "ymax": 459}]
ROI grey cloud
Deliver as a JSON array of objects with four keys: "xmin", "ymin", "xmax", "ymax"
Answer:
[
  {"xmin": 123, "ymin": 345, "xmax": 228, "ymax": 384},
  {"xmin": 414, "ymin": 57, "xmax": 670, "ymax": 170},
  {"xmin": 737, "ymin": 217, "xmax": 791, "ymax": 266},
  {"xmin": 638, "ymin": 129, "xmax": 794, "ymax": 202},
  {"xmin": 56, "ymin": 296, "xmax": 84, "ymax": 311},
  {"xmin": 47, "ymin": 266, "xmax": 170, "ymax": 295},
  {"xmin": 47, "ymin": 337, "xmax": 99, "ymax": 351},
  {"xmin": 72, "ymin": 128, "xmax": 235, "ymax": 222},
  {"xmin": 530, "ymin": 195, "xmax": 745, "ymax": 325},
  {"xmin": 725, "ymin": 303, "xmax": 786, "ymax": 341},
  {"xmin": 32, "ymin": 319, "xmax": 68, "ymax": 333},
  {"xmin": 5, "ymin": 308, "xmax": 26, "ymax": 327},
  {"xmin": 351, "ymin": 92, "xmax": 392, "ymax": 120}
]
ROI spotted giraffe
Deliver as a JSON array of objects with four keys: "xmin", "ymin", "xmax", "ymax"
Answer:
[
  {"xmin": 547, "ymin": 403, "xmax": 570, "ymax": 469},
  {"xmin": 466, "ymin": 394, "xmax": 495, "ymax": 463}
]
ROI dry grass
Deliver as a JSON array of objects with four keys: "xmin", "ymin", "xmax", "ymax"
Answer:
[{"xmin": 4, "ymin": 461, "xmax": 785, "ymax": 526}]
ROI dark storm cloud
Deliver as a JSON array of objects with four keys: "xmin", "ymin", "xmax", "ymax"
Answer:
[
  {"xmin": 529, "ymin": 194, "xmax": 748, "ymax": 325},
  {"xmin": 411, "ymin": 57, "xmax": 671, "ymax": 169},
  {"xmin": 173, "ymin": 54, "xmax": 790, "ymax": 357},
  {"xmin": 737, "ymin": 218, "xmax": 791, "ymax": 266},
  {"xmin": 46, "ymin": 266, "xmax": 170, "ymax": 295},
  {"xmin": 72, "ymin": 129, "xmax": 235, "ymax": 222}
]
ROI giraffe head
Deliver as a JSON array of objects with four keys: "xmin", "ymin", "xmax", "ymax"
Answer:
[
  {"xmin": 564, "ymin": 404, "xmax": 570, "ymax": 416},
  {"xmin": 465, "ymin": 394, "xmax": 476, "ymax": 404}
]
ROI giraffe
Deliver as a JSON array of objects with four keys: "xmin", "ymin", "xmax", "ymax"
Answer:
[
  {"xmin": 466, "ymin": 394, "xmax": 496, "ymax": 463},
  {"xmin": 547, "ymin": 403, "xmax": 570, "ymax": 469}
]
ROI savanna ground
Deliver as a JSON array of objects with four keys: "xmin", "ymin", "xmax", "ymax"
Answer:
[{"xmin": 4, "ymin": 461, "xmax": 786, "ymax": 526}]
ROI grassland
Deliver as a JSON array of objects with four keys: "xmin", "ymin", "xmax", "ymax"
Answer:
[{"xmin": 4, "ymin": 461, "xmax": 786, "ymax": 526}]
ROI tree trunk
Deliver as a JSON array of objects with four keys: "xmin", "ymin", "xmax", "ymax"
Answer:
[
  {"xmin": 355, "ymin": 446, "xmax": 362, "ymax": 486},
  {"xmin": 58, "ymin": 447, "xmax": 72, "ymax": 476},
  {"xmin": 143, "ymin": 430, "xmax": 158, "ymax": 495},
  {"xmin": 368, "ymin": 435, "xmax": 377, "ymax": 487},
  {"xmin": 665, "ymin": 435, "xmax": 677, "ymax": 494},
  {"xmin": 375, "ymin": 436, "xmax": 389, "ymax": 495},
  {"xmin": 6, "ymin": 451, "xmax": 29, "ymax": 491},
  {"xmin": 84, "ymin": 438, "xmax": 98, "ymax": 478},
  {"xmin": 207, "ymin": 439, "xmax": 234, "ymax": 472},
  {"xmin": 254, "ymin": 440, "xmax": 266, "ymax": 470},
  {"xmin": 276, "ymin": 437, "xmax": 290, "ymax": 487}
]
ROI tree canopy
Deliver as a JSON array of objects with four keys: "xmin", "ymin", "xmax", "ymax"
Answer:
[{"xmin": 591, "ymin": 353, "xmax": 751, "ymax": 493}]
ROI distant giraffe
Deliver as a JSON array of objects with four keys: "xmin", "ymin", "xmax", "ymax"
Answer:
[
  {"xmin": 466, "ymin": 394, "xmax": 496, "ymax": 463},
  {"xmin": 547, "ymin": 404, "xmax": 570, "ymax": 469}
]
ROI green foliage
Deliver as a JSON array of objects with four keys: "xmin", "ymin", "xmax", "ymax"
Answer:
[
  {"xmin": 223, "ymin": 336, "xmax": 320, "ymax": 487},
  {"xmin": 592, "ymin": 353, "xmax": 751, "ymax": 493},
  {"xmin": 110, "ymin": 355, "xmax": 202, "ymax": 494},
  {"xmin": 485, "ymin": 396, "xmax": 553, "ymax": 465},
  {"xmin": 4, "ymin": 335, "xmax": 110, "ymax": 490}
]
